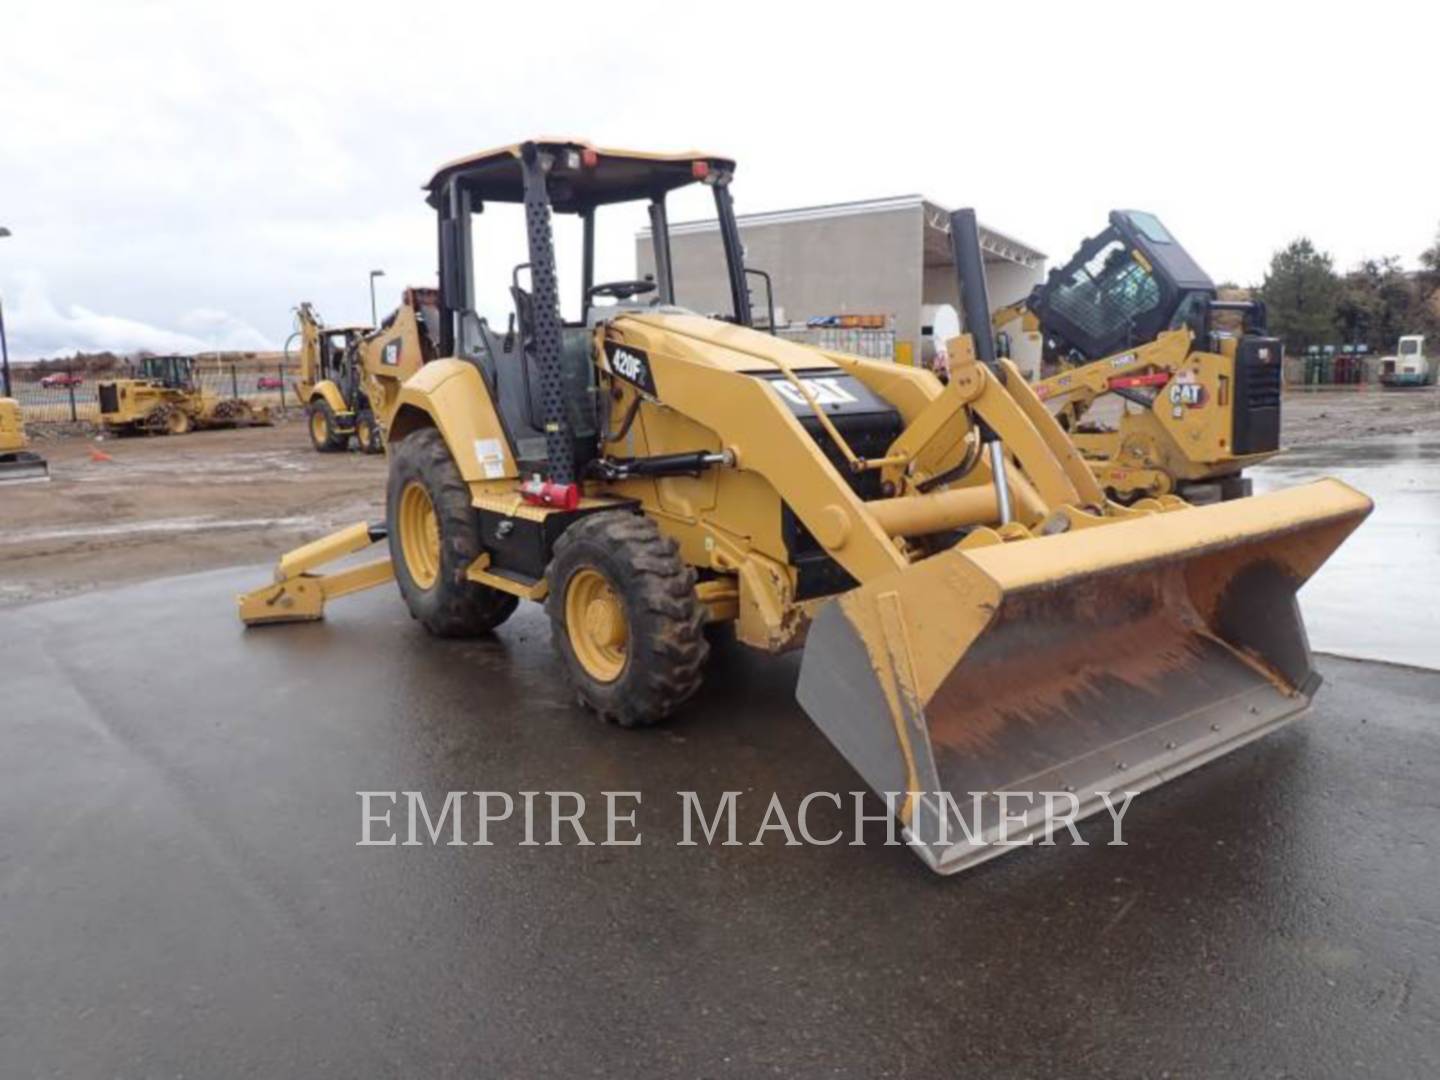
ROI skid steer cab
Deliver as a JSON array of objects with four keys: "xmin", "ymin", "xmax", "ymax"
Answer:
[
  {"xmin": 240, "ymin": 139, "xmax": 1371, "ymax": 876},
  {"xmin": 1003, "ymin": 210, "xmax": 1284, "ymax": 504}
]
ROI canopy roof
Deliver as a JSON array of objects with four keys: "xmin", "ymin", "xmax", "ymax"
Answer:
[{"xmin": 425, "ymin": 138, "xmax": 734, "ymax": 213}]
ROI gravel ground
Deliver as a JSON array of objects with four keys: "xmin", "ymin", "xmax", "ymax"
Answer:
[
  {"xmin": 1282, "ymin": 385, "xmax": 1438, "ymax": 445},
  {"xmin": 1, "ymin": 418, "xmax": 385, "ymax": 607}
]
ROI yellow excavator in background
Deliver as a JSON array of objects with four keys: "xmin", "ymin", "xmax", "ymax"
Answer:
[
  {"xmin": 997, "ymin": 210, "xmax": 1282, "ymax": 503},
  {"xmin": 290, "ymin": 294, "xmax": 435, "ymax": 453},
  {"xmin": 0, "ymin": 397, "xmax": 48, "ymax": 483},
  {"xmin": 239, "ymin": 140, "xmax": 1370, "ymax": 876},
  {"xmin": 0, "ymin": 314, "xmax": 49, "ymax": 482}
]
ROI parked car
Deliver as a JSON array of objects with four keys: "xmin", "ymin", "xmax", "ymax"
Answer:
[
  {"xmin": 39, "ymin": 372, "xmax": 84, "ymax": 389},
  {"xmin": 256, "ymin": 375, "xmax": 284, "ymax": 390}
]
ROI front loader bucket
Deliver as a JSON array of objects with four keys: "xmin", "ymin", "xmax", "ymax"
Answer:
[{"xmin": 797, "ymin": 479, "xmax": 1372, "ymax": 875}]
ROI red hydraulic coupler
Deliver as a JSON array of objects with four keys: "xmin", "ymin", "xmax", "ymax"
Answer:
[{"xmin": 519, "ymin": 478, "xmax": 580, "ymax": 511}]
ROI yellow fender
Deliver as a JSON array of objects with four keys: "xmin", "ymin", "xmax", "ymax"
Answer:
[
  {"xmin": 307, "ymin": 380, "xmax": 350, "ymax": 417},
  {"xmin": 387, "ymin": 359, "xmax": 518, "ymax": 483}
]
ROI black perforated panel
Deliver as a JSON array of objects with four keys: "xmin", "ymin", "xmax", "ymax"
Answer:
[{"xmin": 519, "ymin": 145, "xmax": 574, "ymax": 484}]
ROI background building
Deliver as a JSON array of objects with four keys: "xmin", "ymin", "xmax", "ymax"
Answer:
[{"xmin": 637, "ymin": 195, "xmax": 1047, "ymax": 376}]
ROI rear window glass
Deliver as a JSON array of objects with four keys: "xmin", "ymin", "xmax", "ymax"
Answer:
[{"xmin": 1128, "ymin": 212, "xmax": 1174, "ymax": 244}]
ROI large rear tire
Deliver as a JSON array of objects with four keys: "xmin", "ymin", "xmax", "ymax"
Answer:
[
  {"xmin": 308, "ymin": 400, "xmax": 349, "ymax": 453},
  {"xmin": 386, "ymin": 427, "xmax": 517, "ymax": 637},
  {"xmin": 546, "ymin": 511, "xmax": 708, "ymax": 728}
]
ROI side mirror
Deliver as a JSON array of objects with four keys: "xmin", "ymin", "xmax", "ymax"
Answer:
[{"xmin": 744, "ymin": 267, "xmax": 776, "ymax": 334}]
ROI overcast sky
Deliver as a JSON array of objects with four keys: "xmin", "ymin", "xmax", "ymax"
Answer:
[{"xmin": 1, "ymin": 0, "xmax": 1434, "ymax": 360}]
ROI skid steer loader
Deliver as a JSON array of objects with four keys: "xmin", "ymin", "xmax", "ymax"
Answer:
[
  {"xmin": 98, "ymin": 355, "xmax": 271, "ymax": 435},
  {"xmin": 239, "ymin": 140, "xmax": 1370, "ymax": 875},
  {"xmin": 290, "ymin": 293, "xmax": 438, "ymax": 453},
  {"xmin": 998, "ymin": 210, "xmax": 1282, "ymax": 503}
]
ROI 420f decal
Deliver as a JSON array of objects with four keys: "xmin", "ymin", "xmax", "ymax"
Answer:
[{"xmin": 604, "ymin": 339, "xmax": 657, "ymax": 396}]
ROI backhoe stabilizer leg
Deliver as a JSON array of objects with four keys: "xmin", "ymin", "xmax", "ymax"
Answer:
[{"xmin": 237, "ymin": 522, "xmax": 392, "ymax": 626}]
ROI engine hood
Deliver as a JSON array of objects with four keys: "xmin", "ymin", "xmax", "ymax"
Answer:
[{"xmin": 608, "ymin": 311, "xmax": 842, "ymax": 375}]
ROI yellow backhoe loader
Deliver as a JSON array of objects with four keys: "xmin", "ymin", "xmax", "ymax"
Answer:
[
  {"xmin": 290, "ymin": 294, "xmax": 436, "ymax": 453},
  {"xmin": 98, "ymin": 355, "xmax": 271, "ymax": 435},
  {"xmin": 239, "ymin": 140, "xmax": 1370, "ymax": 875},
  {"xmin": 998, "ymin": 211, "xmax": 1282, "ymax": 503}
]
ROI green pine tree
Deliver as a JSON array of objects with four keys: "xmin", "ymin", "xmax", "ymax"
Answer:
[{"xmin": 1256, "ymin": 239, "xmax": 1341, "ymax": 352}]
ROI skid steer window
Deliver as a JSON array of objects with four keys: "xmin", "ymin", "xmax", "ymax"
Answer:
[
  {"xmin": 1168, "ymin": 290, "xmax": 1210, "ymax": 332},
  {"xmin": 1128, "ymin": 211, "xmax": 1175, "ymax": 244},
  {"xmin": 1048, "ymin": 239, "xmax": 1162, "ymax": 343}
]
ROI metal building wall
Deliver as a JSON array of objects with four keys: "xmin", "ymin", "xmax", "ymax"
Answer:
[
  {"xmin": 639, "ymin": 203, "xmax": 924, "ymax": 360},
  {"xmin": 637, "ymin": 198, "xmax": 1044, "ymax": 375}
]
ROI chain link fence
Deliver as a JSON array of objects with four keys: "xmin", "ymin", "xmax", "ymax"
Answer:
[
  {"xmin": 775, "ymin": 325, "xmax": 896, "ymax": 360},
  {"xmin": 12, "ymin": 361, "xmax": 300, "ymax": 425}
]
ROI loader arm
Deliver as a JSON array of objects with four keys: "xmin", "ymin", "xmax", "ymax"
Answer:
[
  {"xmin": 1032, "ymin": 330, "xmax": 1192, "ymax": 414},
  {"xmin": 791, "ymin": 206, "xmax": 1371, "ymax": 873}
]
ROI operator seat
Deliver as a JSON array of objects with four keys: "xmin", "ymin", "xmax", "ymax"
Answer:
[{"xmin": 467, "ymin": 287, "xmax": 598, "ymax": 474}]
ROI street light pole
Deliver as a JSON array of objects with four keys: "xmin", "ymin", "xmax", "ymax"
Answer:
[
  {"xmin": 0, "ymin": 226, "xmax": 11, "ymax": 399},
  {"xmin": 368, "ymin": 269, "xmax": 386, "ymax": 328}
]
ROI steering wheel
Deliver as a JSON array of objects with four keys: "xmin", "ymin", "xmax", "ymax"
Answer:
[{"xmin": 588, "ymin": 279, "xmax": 658, "ymax": 303}]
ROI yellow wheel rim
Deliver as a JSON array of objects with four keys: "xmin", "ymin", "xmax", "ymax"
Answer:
[
  {"xmin": 358, "ymin": 420, "xmax": 372, "ymax": 446},
  {"xmin": 397, "ymin": 481, "xmax": 441, "ymax": 590},
  {"xmin": 565, "ymin": 568, "xmax": 627, "ymax": 682},
  {"xmin": 310, "ymin": 410, "xmax": 326, "ymax": 443}
]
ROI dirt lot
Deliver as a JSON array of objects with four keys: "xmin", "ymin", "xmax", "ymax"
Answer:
[
  {"xmin": 1282, "ymin": 383, "xmax": 1438, "ymax": 442},
  {"xmin": 1, "ymin": 386, "xmax": 1434, "ymax": 609},
  {"xmin": 1, "ymin": 419, "xmax": 385, "ymax": 607}
]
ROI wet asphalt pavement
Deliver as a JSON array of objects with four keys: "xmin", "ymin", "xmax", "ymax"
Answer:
[
  {"xmin": 1254, "ymin": 434, "xmax": 1440, "ymax": 671},
  {"xmin": 2, "ymin": 567, "xmax": 1438, "ymax": 1077}
]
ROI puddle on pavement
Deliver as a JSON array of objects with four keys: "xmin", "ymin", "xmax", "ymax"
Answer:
[{"xmin": 1254, "ymin": 434, "xmax": 1439, "ymax": 671}]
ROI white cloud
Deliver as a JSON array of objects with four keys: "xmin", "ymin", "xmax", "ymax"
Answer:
[
  {"xmin": 4, "ymin": 279, "xmax": 272, "ymax": 360},
  {"xmin": 1, "ymin": 0, "xmax": 1437, "ymax": 359}
]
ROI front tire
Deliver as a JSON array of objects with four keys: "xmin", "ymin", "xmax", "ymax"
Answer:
[
  {"xmin": 307, "ymin": 400, "xmax": 349, "ymax": 452},
  {"xmin": 386, "ymin": 428, "xmax": 517, "ymax": 637},
  {"xmin": 546, "ymin": 511, "xmax": 708, "ymax": 728}
]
